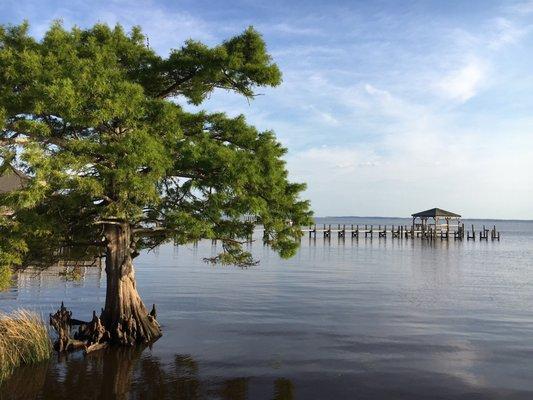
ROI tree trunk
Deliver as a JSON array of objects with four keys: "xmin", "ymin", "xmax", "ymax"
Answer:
[{"xmin": 101, "ymin": 222, "xmax": 161, "ymax": 345}]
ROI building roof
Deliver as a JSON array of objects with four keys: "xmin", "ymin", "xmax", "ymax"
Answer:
[
  {"xmin": 0, "ymin": 165, "xmax": 28, "ymax": 194},
  {"xmin": 411, "ymin": 208, "xmax": 461, "ymax": 218}
]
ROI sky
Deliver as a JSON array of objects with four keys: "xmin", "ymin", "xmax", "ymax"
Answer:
[{"xmin": 1, "ymin": 0, "xmax": 533, "ymax": 219}]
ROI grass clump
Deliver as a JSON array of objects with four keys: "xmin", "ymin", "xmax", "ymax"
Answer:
[
  {"xmin": 0, "ymin": 266, "xmax": 12, "ymax": 291},
  {"xmin": 0, "ymin": 310, "xmax": 52, "ymax": 382}
]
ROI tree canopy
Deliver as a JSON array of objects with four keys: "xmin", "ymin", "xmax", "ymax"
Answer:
[{"xmin": 0, "ymin": 21, "xmax": 312, "ymax": 269}]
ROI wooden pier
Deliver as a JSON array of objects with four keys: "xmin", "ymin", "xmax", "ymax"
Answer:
[
  {"xmin": 243, "ymin": 208, "xmax": 502, "ymax": 244},
  {"xmin": 303, "ymin": 223, "xmax": 500, "ymax": 242},
  {"xmin": 304, "ymin": 207, "xmax": 501, "ymax": 242}
]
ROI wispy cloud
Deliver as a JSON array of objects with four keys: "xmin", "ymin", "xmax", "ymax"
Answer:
[
  {"xmin": 488, "ymin": 17, "xmax": 529, "ymax": 49},
  {"xmin": 263, "ymin": 22, "xmax": 324, "ymax": 36},
  {"xmin": 507, "ymin": 0, "xmax": 533, "ymax": 15},
  {"xmin": 95, "ymin": 4, "xmax": 214, "ymax": 53}
]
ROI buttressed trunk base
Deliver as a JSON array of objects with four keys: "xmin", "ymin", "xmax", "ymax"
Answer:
[{"xmin": 102, "ymin": 222, "xmax": 161, "ymax": 345}]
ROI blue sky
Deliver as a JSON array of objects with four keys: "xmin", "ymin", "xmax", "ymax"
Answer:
[{"xmin": 2, "ymin": 0, "xmax": 533, "ymax": 219}]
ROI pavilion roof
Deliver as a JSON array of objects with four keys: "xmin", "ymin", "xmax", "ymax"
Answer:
[
  {"xmin": 411, "ymin": 208, "xmax": 461, "ymax": 218},
  {"xmin": 0, "ymin": 165, "xmax": 28, "ymax": 194}
]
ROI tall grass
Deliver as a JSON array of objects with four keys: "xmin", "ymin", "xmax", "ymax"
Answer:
[
  {"xmin": 0, "ymin": 266, "xmax": 11, "ymax": 291},
  {"xmin": 0, "ymin": 310, "xmax": 52, "ymax": 382}
]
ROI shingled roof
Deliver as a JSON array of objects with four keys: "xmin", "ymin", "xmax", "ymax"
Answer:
[
  {"xmin": 411, "ymin": 208, "xmax": 461, "ymax": 218},
  {"xmin": 0, "ymin": 165, "xmax": 28, "ymax": 194}
]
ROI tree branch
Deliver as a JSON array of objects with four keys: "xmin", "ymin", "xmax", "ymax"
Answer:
[
  {"xmin": 155, "ymin": 70, "xmax": 198, "ymax": 99},
  {"xmin": 132, "ymin": 227, "xmax": 173, "ymax": 235}
]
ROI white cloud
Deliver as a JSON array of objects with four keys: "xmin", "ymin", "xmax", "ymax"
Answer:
[
  {"xmin": 435, "ymin": 58, "xmax": 488, "ymax": 103},
  {"xmin": 364, "ymin": 84, "xmax": 393, "ymax": 102},
  {"xmin": 288, "ymin": 124, "xmax": 533, "ymax": 219},
  {"xmin": 279, "ymin": 70, "xmax": 533, "ymax": 218}
]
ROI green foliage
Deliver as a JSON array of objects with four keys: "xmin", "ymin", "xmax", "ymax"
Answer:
[
  {"xmin": 58, "ymin": 266, "xmax": 83, "ymax": 281},
  {"xmin": 0, "ymin": 22, "xmax": 312, "ymax": 268}
]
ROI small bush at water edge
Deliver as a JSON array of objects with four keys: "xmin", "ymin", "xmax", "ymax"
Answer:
[{"xmin": 0, "ymin": 310, "xmax": 52, "ymax": 382}]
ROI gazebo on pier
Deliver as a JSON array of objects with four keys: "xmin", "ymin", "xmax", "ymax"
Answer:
[
  {"xmin": 411, "ymin": 208, "xmax": 461, "ymax": 234},
  {"xmin": 0, "ymin": 165, "xmax": 28, "ymax": 216},
  {"xmin": 0, "ymin": 165, "xmax": 27, "ymax": 194}
]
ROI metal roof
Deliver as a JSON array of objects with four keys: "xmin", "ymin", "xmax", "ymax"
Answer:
[
  {"xmin": 0, "ymin": 165, "xmax": 28, "ymax": 194},
  {"xmin": 411, "ymin": 208, "xmax": 461, "ymax": 218}
]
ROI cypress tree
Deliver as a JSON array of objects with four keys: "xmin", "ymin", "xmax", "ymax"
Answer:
[{"xmin": 0, "ymin": 22, "xmax": 311, "ymax": 345}]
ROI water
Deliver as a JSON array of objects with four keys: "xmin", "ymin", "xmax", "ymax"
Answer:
[{"xmin": 1, "ymin": 217, "xmax": 533, "ymax": 399}]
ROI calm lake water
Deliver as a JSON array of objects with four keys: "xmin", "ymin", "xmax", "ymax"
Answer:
[{"xmin": 1, "ymin": 217, "xmax": 533, "ymax": 399}]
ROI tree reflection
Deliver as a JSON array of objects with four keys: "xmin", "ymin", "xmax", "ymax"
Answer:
[
  {"xmin": 1, "ymin": 348, "xmax": 294, "ymax": 400},
  {"xmin": 216, "ymin": 378, "xmax": 248, "ymax": 400},
  {"xmin": 273, "ymin": 378, "xmax": 293, "ymax": 400}
]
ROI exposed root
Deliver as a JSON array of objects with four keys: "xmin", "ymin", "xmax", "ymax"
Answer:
[
  {"xmin": 49, "ymin": 303, "xmax": 160, "ymax": 354},
  {"xmin": 49, "ymin": 302, "xmax": 80, "ymax": 352}
]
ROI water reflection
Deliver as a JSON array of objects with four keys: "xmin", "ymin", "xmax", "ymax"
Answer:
[
  {"xmin": 1, "ymin": 218, "xmax": 533, "ymax": 399},
  {"xmin": 3, "ymin": 343, "xmax": 533, "ymax": 399},
  {"xmin": 1, "ymin": 348, "xmax": 295, "ymax": 400}
]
